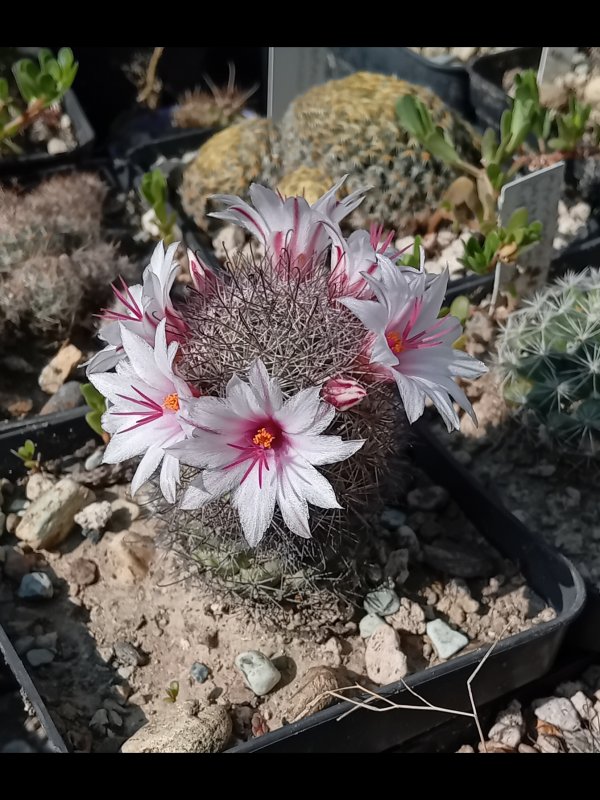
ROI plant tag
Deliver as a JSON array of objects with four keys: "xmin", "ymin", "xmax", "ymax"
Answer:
[
  {"xmin": 537, "ymin": 47, "xmax": 577, "ymax": 85},
  {"xmin": 267, "ymin": 47, "xmax": 332, "ymax": 121},
  {"xmin": 499, "ymin": 161, "xmax": 565, "ymax": 294}
]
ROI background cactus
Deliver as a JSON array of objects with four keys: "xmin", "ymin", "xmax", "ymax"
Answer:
[
  {"xmin": 496, "ymin": 268, "xmax": 600, "ymax": 458},
  {"xmin": 179, "ymin": 72, "xmax": 480, "ymax": 234},
  {"xmin": 0, "ymin": 172, "xmax": 134, "ymax": 342}
]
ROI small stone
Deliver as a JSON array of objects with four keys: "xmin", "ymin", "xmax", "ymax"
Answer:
[
  {"xmin": 25, "ymin": 473, "xmax": 56, "ymax": 502},
  {"xmin": 47, "ymin": 137, "xmax": 69, "ymax": 155},
  {"xmin": 121, "ymin": 706, "xmax": 232, "ymax": 753},
  {"xmin": 537, "ymin": 734, "xmax": 562, "ymax": 754},
  {"xmin": 26, "ymin": 648, "xmax": 55, "ymax": 667},
  {"xmin": 107, "ymin": 709, "xmax": 123, "ymax": 729},
  {"xmin": 2, "ymin": 546, "xmax": 33, "ymax": 580},
  {"xmin": 380, "ymin": 507, "xmax": 407, "ymax": 530},
  {"xmin": 478, "ymin": 740, "xmax": 515, "ymax": 753},
  {"xmin": 14, "ymin": 635, "xmax": 35, "ymax": 654},
  {"xmin": 74, "ymin": 501, "xmax": 113, "ymax": 539},
  {"xmin": 384, "ymin": 549, "xmax": 410, "ymax": 586},
  {"xmin": 426, "ymin": 619, "xmax": 468, "ymax": 660},
  {"xmin": 456, "ymin": 744, "xmax": 475, "ymax": 753},
  {"xmin": 38, "ymin": 344, "xmax": 83, "ymax": 394},
  {"xmin": 569, "ymin": 690, "xmax": 593, "ymax": 721},
  {"xmin": 7, "ymin": 497, "xmax": 29, "ymax": 513},
  {"xmin": 359, "ymin": 613, "xmax": 387, "ymax": 638},
  {"xmin": 6, "ymin": 513, "xmax": 19, "ymax": 534},
  {"xmin": 563, "ymin": 729, "xmax": 596, "ymax": 753},
  {"xmin": 117, "ymin": 666, "xmax": 135, "ymax": 680},
  {"xmin": 84, "ymin": 449, "xmax": 105, "ymax": 471},
  {"xmin": 584, "ymin": 75, "xmax": 600, "ymax": 106},
  {"xmin": 488, "ymin": 700, "xmax": 524, "ymax": 749},
  {"xmin": 235, "ymin": 651, "xmax": 281, "ymax": 695},
  {"xmin": 190, "ymin": 662, "xmax": 210, "ymax": 683},
  {"xmin": 423, "ymin": 539, "xmax": 494, "ymax": 578},
  {"xmin": 35, "ymin": 631, "xmax": 57, "ymax": 650},
  {"xmin": 394, "ymin": 525, "xmax": 421, "ymax": 558},
  {"xmin": 16, "ymin": 478, "xmax": 94, "ymax": 550},
  {"xmin": 107, "ymin": 531, "xmax": 155, "ymax": 583},
  {"xmin": 518, "ymin": 743, "xmax": 539, "ymax": 753},
  {"xmin": 114, "ymin": 640, "xmax": 148, "ymax": 667},
  {"xmin": 407, "ymin": 485, "xmax": 449, "ymax": 512},
  {"xmin": 17, "ymin": 571, "xmax": 54, "ymax": 600},
  {"xmin": 70, "ymin": 557, "xmax": 98, "ymax": 587},
  {"xmin": 40, "ymin": 382, "xmax": 85, "ymax": 415},
  {"xmin": 89, "ymin": 708, "xmax": 109, "ymax": 734},
  {"xmin": 365, "ymin": 624, "xmax": 408, "ymax": 685},
  {"xmin": 109, "ymin": 497, "xmax": 140, "ymax": 529},
  {"xmin": 533, "ymin": 697, "xmax": 581, "ymax": 732},
  {"xmin": 453, "ymin": 46, "xmax": 476, "ymax": 61},
  {"xmin": 284, "ymin": 665, "xmax": 342, "ymax": 722},
  {"xmin": 387, "ymin": 598, "xmax": 426, "ymax": 635},
  {"xmin": 363, "ymin": 586, "xmax": 401, "ymax": 617}
]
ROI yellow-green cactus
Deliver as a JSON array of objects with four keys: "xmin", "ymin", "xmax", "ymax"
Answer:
[{"xmin": 276, "ymin": 166, "xmax": 332, "ymax": 205}]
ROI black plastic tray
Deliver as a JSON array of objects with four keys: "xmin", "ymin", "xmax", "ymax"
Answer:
[
  {"xmin": 329, "ymin": 47, "xmax": 473, "ymax": 120},
  {"xmin": 227, "ymin": 418, "xmax": 585, "ymax": 752}
]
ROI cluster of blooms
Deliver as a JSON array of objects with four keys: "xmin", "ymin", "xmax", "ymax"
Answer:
[{"xmin": 87, "ymin": 178, "xmax": 485, "ymax": 547}]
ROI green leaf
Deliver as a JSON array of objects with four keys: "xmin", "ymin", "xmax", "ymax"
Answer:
[
  {"xmin": 37, "ymin": 49, "xmax": 54, "ymax": 69},
  {"xmin": 449, "ymin": 295, "xmax": 470, "ymax": 326},
  {"xmin": 0, "ymin": 78, "xmax": 9, "ymax": 101},
  {"xmin": 481, "ymin": 127, "xmax": 498, "ymax": 164},
  {"xmin": 80, "ymin": 382, "xmax": 106, "ymax": 413},
  {"xmin": 57, "ymin": 48, "xmax": 74, "ymax": 70},
  {"xmin": 12, "ymin": 59, "xmax": 39, "ymax": 103},
  {"xmin": 506, "ymin": 207, "xmax": 529, "ymax": 234}
]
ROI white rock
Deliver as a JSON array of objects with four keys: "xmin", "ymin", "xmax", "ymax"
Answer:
[
  {"xmin": 84, "ymin": 449, "xmax": 105, "ymax": 471},
  {"xmin": 74, "ymin": 501, "xmax": 113, "ymax": 534},
  {"xmin": 584, "ymin": 75, "xmax": 600, "ymax": 106},
  {"xmin": 363, "ymin": 586, "xmax": 401, "ymax": 616},
  {"xmin": 121, "ymin": 707, "xmax": 232, "ymax": 753},
  {"xmin": 533, "ymin": 696, "xmax": 581, "ymax": 732},
  {"xmin": 235, "ymin": 651, "xmax": 281, "ymax": 695},
  {"xmin": 47, "ymin": 137, "xmax": 69, "ymax": 155},
  {"xmin": 359, "ymin": 614, "xmax": 387, "ymax": 638},
  {"xmin": 426, "ymin": 619, "xmax": 469, "ymax": 660},
  {"xmin": 387, "ymin": 598, "xmax": 426, "ymax": 635},
  {"xmin": 365, "ymin": 624, "xmax": 408, "ymax": 685},
  {"xmin": 16, "ymin": 478, "xmax": 94, "ymax": 550},
  {"xmin": 107, "ymin": 531, "xmax": 155, "ymax": 583},
  {"xmin": 488, "ymin": 700, "xmax": 524, "ymax": 748},
  {"xmin": 25, "ymin": 473, "xmax": 56, "ymax": 502},
  {"xmin": 38, "ymin": 345, "xmax": 82, "ymax": 394},
  {"xmin": 570, "ymin": 690, "xmax": 594, "ymax": 721}
]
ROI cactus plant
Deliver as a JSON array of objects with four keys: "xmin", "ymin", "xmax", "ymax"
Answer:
[
  {"xmin": 172, "ymin": 63, "xmax": 257, "ymax": 130},
  {"xmin": 496, "ymin": 268, "xmax": 600, "ymax": 458},
  {"xmin": 179, "ymin": 72, "xmax": 480, "ymax": 234}
]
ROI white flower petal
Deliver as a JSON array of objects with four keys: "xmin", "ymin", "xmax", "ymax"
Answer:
[
  {"xmin": 160, "ymin": 453, "xmax": 180, "ymax": 503},
  {"xmin": 232, "ymin": 465, "xmax": 277, "ymax": 547},
  {"xmin": 286, "ymin": 460, "xmax": 342, "ymax": 509},
  {"xmin": 276, "ymin": 469, "xmax": 311, "ymax": 539},
  {"xmin": 85, "ymin": 346, "xmax": 122, "ymax": 374},
  {"xmin": 290, "ymin": 433, "xmax": 364, "ymax": 466},
  {"xmin": 103, "ymin": 424, "xmax": 152, "ymax": 462},
  {"xmin": 248, "ymin": 359, "xmax": 283, "ymax": 412},
  {"xmin": 131, "ymin": 445, "xmax": 165, "ymax": 496},
  {"xmin": 278, "ymin": 387, "xmax": 322, "ymax": 434},
  {"xmin": 181, "ymin": 478, "xmax": 212, "ymax": 510}
]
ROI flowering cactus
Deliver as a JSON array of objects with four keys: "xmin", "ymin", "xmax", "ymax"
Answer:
[{"xmin": 87, "ymin": 177, "xmax": 485, "ymax": 594}]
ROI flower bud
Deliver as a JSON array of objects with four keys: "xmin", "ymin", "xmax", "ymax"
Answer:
[
  {"xmin": 188, "ymin": 248, "xmax": 218, "ymax": 295},
  {"xmin": 322, "ymin": 377, "xmax": 367, "ymax": 411}
]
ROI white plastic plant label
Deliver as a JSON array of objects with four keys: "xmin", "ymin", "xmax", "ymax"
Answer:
[
  {"xmin": 498, "ymin": 161, "xmax": 565, "ymax": 295},
  {"xmin": 267, "ymin": 47, "xmax": 332, "ymax": 121},
  {"xmin": 537, "ymin": 47, "xmax": 577, "ymax": 85}
]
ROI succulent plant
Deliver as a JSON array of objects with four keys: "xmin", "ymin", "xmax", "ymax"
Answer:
[
  {"xmin": 496, "ymin": 268, "xmax": 600, "ymax": 458},
  {"xmin": 172, "ymin": 64, "xmax": 257, "ymax": 131}
]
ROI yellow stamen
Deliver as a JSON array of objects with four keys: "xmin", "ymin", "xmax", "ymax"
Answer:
[
  {"xmin": 253, "ymin": 427, "xmax": 275, "ymax": 448},
  {"xmin": 162, "ymin": 393, "xmax": 180, "ymax": 412},
  {"xmin": 386, "ymin": 331, "xmax": 404, "ymax": 354}
]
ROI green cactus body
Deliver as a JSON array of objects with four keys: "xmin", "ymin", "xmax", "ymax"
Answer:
[
  {"xmin": 497, "ymin": 268, "xmax": 600, "ymax": 457},
  {"xmin": 179, "ymin": 72, "xmax": 480, "ymax": 234}
]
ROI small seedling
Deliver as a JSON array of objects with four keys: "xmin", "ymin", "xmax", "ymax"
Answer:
[
  {"xmin": 398, "ymin": 235, "xmax": 423, "ymax": 269},
  {"xmin": 0, "ymin": 48, "xmax": 78, "ymax": 153},
  {"xmin": 80, "ymin": 383, "xmax": 107, "ymax": 441},
  {"xmin": 139, "ymin": 169, "xmax": 177, "ymax": 244},
  {"xmin": 163, "ymin": 680, "xmax": 180, "ymax": 703},
  {"xmin": 459, "ymin": 208, "xmax": 542, "ymax": 275},
  {"xmin": 11, "ymin": 439, "xmax": 40, "ymax": 471}
]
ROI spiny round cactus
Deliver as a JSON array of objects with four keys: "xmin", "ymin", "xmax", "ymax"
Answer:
[
  {"xmin": 179, "ymin": 118, "xmax": 280, "ymax": 228},
  {"xmin": 276, "ymin": 166, "xmax": 332, "ymax": 205},
  {"xmin": 179, "ymin": 72, "xmax": 480, "ymax": 235},
  {"xmin": 497, "ymin": 268, "xmax": 600, "ymax": 458}
]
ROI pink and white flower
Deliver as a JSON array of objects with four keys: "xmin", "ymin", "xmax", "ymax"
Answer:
[
  {"xmin": 187, "ymin": 248, "xmax": 220, "ymax": 296},
  {"xmin": 322, "ymin": 377, "xmax": 367, "ymax": 412},
  {"xmin": 88, "ymin": 319, "xmax": 195, "ymax": 503},
  {"xmin": 87, "ymin": 241, "xmax": 187, "ymax": 374},
  {"xmin": 339, "ymin": 260, "xmax": 486, "ymax": 431},
  {"xmin": 168, "ymin": 359, "xmax": 364, "ymax": 547},
  {"xmin": 210, "ymin": 177, "xmax": 367, "ymax": 279}
]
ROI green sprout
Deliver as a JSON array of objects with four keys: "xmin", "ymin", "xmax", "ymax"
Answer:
[
  {"xmin": 0, "ymin": 48, "xmax": 78, "ymax": 154},
  {"xmin": 459, "ymin": 208, "xmax": 542, "ymax": 275},
  {"xmin": 163, "ymin": 680, "xmax": 180, "ymax": 703},
  {"xmin": 139, "ymin": 169, "xmax": 177, "ymax": 244},
  {"xmin": 398, "ymin": 235, "xmax": 423, "ymax": 268},
  {"xmin": 10, "ymin": 439, "xmax": 40, "ymax": 471},
  {"xmin": 80, "ymin": 383, "xmax": 106, "ymax": 439}
]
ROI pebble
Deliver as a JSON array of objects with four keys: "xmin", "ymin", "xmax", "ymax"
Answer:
[
  {"xmin": 114, "ymin": 640, "xmax": 148, "ymax": 667},
  {"xmin": 40, "ymin": 381, "xmax": 85, "ymax": 415},
  {"xmin": 537, "ymin": 734, "xmax": 562, "ymax": 754},
  {"xmin": 109, "ymin": 497, "xmax": 140, "ymax": 530},
  {"xmin": 363, "ymin": 586, "xmax": 401, "ymax": 617},
  {"xmin": 235, "ymin": 650, "xmax": 281, "ymax": 695},
  {"xmin": 38, "ymin": 344, "xmax": 83, "ymax": 394},
  {"xmin": 47, "ymin": 137, "xmax": 69, "ymax": 155},
  {"xmin": 117, "ymin": 666, "xmax": 135, "ymax": 680},
  {"xmin": 69, "ymin": 557, "xmax": 99, "ymax": 587},
  {"xmin": 387, "ymin": 598, "xmax": 426, "ymax": 635},
  {"xmin": 406, "ymin": 486, "xmax": 449, "ymax": 512},
  {"xmin": 16, "ymin": 478, "xmax": 94, "ymax": 550},
  {"xmin": 1, "ymin": 546, "xmax": 32, "ymax": 581},
  {"xmin": 108, "ymin": 531, "xmax": 155, "ymax": 583},
  {"xmin": 563, "ymin": 729, "xmax": 596, "ymax": 753},
  {"xmin": 380, "ymin": 507, "xmax": 407, "ymax": 530},
  {"xmin": 35, "ymin": 632, "xmax": 57, "ymax": 651},
  {"xmin": 284, "ymin": 665, "xmax": 342, "ymax": 722},
  {"xmin": 0, "ymin": 511, "xmax": 5, "ymax": 536},
  {"xmin": 84, "ymin": 449, "xmax": 105, "ymax": 471},
  {"xmin": 5, "ymin": 513, "xmax": 19, "ymax": 534},
  {"xmin": 570, "ymin": 690, "xmax": 594, "ymax": 721},
  {"xmin": 8, "ymin": 497, "xmax": 29, "ymax": 513},
  {"xmin": 456, "ymin": 744, "xmax": 475, "ymax": 753},
  {"xmin": 365, "ymin": 624, "xmax": 408, "ymax": 685},
  {"xmin": 423, "ymin": 538, "xmax": 494, "ymax": 578},
  {"xmin": 107, "ymin": 709, "xmax": 123, "ymax": 729},
  {"xmin": 26, "ymin": 648, "xmax": 55, "ymax": 667},
  {"xmin": 394, "ymin": 525, "xmax": 421, "ymax": 558},
  {"xmin": 14, "ymin": 635, "xmax": 35, "ymax": 654},
  {"xmin": 518, "ymin": 743, "xmax": 539, "ymax": 753},
  {"xmin": 584, "ymin": 75, "xmax": 600, "ymax": 106},
  {"xmin": 190, "ymin": 662, "xmax": 210, "ymax": 683},
  {"xmin": 89, "ymin": 708, "xmax": 109, "ymax": 734},
  {"xmin": 74, "ymin": 501, "xmax": 113, "ymax": 541},
  {"xmin": 488, "ymin": 700, "xmax": 524, "ymax": 749},
  {"xmin": 17, "ymin": 571, "xmax": 54, "ymax": 600},
  {"xmin": 359, "ymin": 613, "xmax": 387, "ymax": 639},
  {"xmin": 121, "ymin": 706, "xmax": 232, "ymax": 753},
  {"xmin": 25, "ymin": 473, "xmax": 56, "ymax": 502},
  {"xmin": 384, "ymin": 549, "xmax": 410, "ymax": 586},
  {"xmin": 426, "ymin": 619, "xmax": 468, "ymax": 660},
  {"xmin": 533, "ymin": 696, "xmax": 581, "ymax": 732}
]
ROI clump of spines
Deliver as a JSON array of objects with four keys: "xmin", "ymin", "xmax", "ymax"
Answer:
[
  {"xmin": 172, "ymin": 66, "xmax": 257, "ymax": 131},
  {"xmin": 496, "ymin": 268, "xmax": 600, "ymax": 458},
  {"xmin": 169, "ymin": 248, "xmax": 406, "ymax": 602},
  {"xmin": 180, "ymin": 72, "xmax": 480, "ymax": 234},
  {"xmin": 0, "ymin": 172, "xmax": 134, "ymax": 342}
]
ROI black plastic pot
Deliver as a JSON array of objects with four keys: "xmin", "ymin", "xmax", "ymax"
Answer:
[
  {"xmin": 227, "ymin": 419, "xmax": 585, "ymax": 753},
  {"xmin": 329, "ymin": 47, "xmax": 473, "ymax": 120},
  {"xmin": 468, "ymin": 47, "xmax": 542, "ymax": 131}
]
